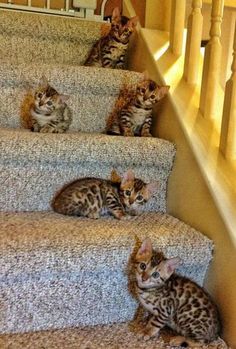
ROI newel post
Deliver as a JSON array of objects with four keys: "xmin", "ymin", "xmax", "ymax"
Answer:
[
  {"xmin": 199, "ymin": 0, "xmax": 224, "ymax": 119},
  {"xmin": 169, "ymin": 0, "xmax": 186, "ymax": 56},
  {"xmin": 220, "ymin": 22, "xmax": 236, "ymax": 159},
  {"xmin": 183, "ymin": 0, "xmax": 203, "ymax": 84}
]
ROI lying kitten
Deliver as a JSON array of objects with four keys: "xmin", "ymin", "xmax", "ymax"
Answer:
[
  {"xmin": 30, "ymin": 76, "xmax": 72, "ymax": 133},
  {"xmin": 84, "ymin": 7, "xmax": 138, "ymax": 69},
  {"xmin": 106, "ymin": 78, "xmax": 169, "ymax": 136},
  {"xmin": 134, "ymin": 238, "xmax": 221, "ymax": 346},
  {"xmin": 52, "ymin": 170, "xmax": 158, "ymax": 219}
]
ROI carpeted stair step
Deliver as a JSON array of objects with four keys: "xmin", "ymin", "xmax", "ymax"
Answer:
[
  {"xmin": 0, "ymin": 9, "xmax": 103, "ymax": 65},
  {"xmin": 0, "ymin": 63, "xmax": 175, "ymax": 212},
  {"xmin": 0, "ymin": 129, "xmax": 175, "ymax": 212},
  {"xmin": 0, "ymin": 211, "xmax": 213, "ymax": 334},
  {"xmin": 0, "ymin": 62, "xmax": 142, "ymax": 131},
  {"xmin": 0, "ymin": 321, "xmax": 227, "ymax": 349}
]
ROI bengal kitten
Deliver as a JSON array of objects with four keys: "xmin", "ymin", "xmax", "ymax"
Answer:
[
  {"xmin": 52, "ymin": 170, "xmax": 158, "ymax": 219},
  {"xmin": 134, "ymin": 238, "xmax": 221, "ymax": 346},
  {"xmin": 106, "ymin": 79, "xmax": 169, "ymax": 136},
  {"xmin": 84, "ymin": 7, "xmax": 138, "ymax": 69},
  {"xmin": 30, "ymin": 76, "xmax": 72, "ymax": 133}
]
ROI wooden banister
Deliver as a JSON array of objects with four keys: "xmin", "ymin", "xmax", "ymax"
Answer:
[
  {"xmin": 220, "ymin": 21, "xmax": 236, "ymax": 159},
  {"xmin": 184, "ymin": 0, "xmax": 203, "ymax": 84},
  {"xmin": 169, "ymin": 0, "xmax": 186, "ymax": 56},
  {"xmin": 199, "ymin": 0, "xmax": 224, "ymax": 119}
]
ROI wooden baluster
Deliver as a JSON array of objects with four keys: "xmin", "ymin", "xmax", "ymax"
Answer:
[
  {"xmin": 169, "ymin": 0, "xmax": 186, "ymax": 56},
  {"xmin": 220, "ymin": 22, "xmax": 236, "ymax": 159},
  {"xmin": 184, "ymin": 0, "xmax": 203, "ymax": 84},
  {"xmin": 199, "ymin": 0, "xmax": 224, "ymax": 119}
]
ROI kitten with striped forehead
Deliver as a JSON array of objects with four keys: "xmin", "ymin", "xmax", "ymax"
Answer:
[
  {"xmin": 52, "ymin": 170, "xmax": 158, "ymax": 219},
  {"xmin": 106, "ymin": 77, "xmax": 169, "ymax": 136},
  {"xmin": 134, "ymin": 238, "xmax": 221, "ymax": 346},
  {"xmin": 84, "ymin": 7, "xmax": 138, "ymax": 69},
  {"xmin": 30, "ymin": 76, "xmax": 72, "ymax": 133}
]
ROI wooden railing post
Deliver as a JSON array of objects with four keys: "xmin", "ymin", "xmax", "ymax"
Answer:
[
  {"xmin": 183, "ymin": 0, "xmax": 203, "ymax": 84},
  {"xmin": 220, "ymin": 22, "xmax": 236, "ymax": 159},
  {"xmin": 199, "ymin": 0, "xmax": 224, "ymax": 119},
  {"xmin": 169, "ymin": 0, "xmax": 186, "ymax": 56}
]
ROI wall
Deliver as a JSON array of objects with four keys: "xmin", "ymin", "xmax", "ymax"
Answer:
[{"xmin": 124, "ymin": 1, "xmax": 236, "ymax": 347}]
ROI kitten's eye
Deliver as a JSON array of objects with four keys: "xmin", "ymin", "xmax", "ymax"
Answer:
[
  {"xmin": 152, "ymin": 271, "xmax": 160, "ymax": 278},
  {"xmin": 150, "ymin": 95, "xmax": 156, "ymax": 99},
  {"xmin": 140, "ymin": 263, "xmax": 146, "ymax": 270},
  {"xmin": 141, "ymin": 88, "xmax": 146, "ymax": 94},
  {"xmin": 125, "ymin": 190, "xmax": 131, "ymax": 196},
  {"xmin": 136, "ymin": 195, "xmax": 143, "ymax": 202},
  {"xmin": 124, "ymin": 28, "xmax": 129, "ymax": 33},
  {"xmin": 46, "ymin": 101, "xmax": 53, "ymax": 106},
  {"xmin": 37, "ymin": 93, "xmax": 43, "ymax": 98}
]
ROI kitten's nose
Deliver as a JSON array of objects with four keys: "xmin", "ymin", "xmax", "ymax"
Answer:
[{"xmin": 142, "ymin": 273, "xmax": 149, "ymax": 282}]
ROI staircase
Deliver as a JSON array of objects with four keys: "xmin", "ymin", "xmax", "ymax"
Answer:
[{"xmin": 0, "ymin": 9, "xmax": 217, "ymax": 348}]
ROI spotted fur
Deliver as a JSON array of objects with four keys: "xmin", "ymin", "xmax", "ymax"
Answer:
[
  {"xmin": 84, "ymin": 7, "xmax": 138, "ymax": 69},
  {"xmin": 30, "ymin": 76, "xmax": 72, "ymax": 133},
  {"xmin": 106, "ymin": 79, "xmax": 169, "ymax": 136},
  {"xmin": 134, "ymin": 238, "xmax": 221, "ymax": 346},
  {"xmin": 52, "ymin": 170, "xmax": 158, "ymax": 219}
]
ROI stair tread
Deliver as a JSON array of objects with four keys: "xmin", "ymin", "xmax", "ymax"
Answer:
[
  {"xmin": 0, "ymin": 63, "xmax": 142, "ymax": 131},
  {"xmin": 1, "ymin": 211, "xmax": 213, "ymax": 281},
  {"xmin": 0, "ymin": 322, "xmax": 227, "ymax": 349},
  {"xmin": 0, "ymin": 9, "xmax": 102, "ymax": 42}
]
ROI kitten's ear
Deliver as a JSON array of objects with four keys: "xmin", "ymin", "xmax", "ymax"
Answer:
[
  {"xmin": 121, "ymin": 169, "xmax": 135, "ymax": 185},
  {"xmin": 59, "ymin": 94, "xmax": 70, "ymax": 103},
  {"xmin": 136, "ymin": 238, "xmax": 152, "ymax": 260},
  {"xmin": 39, "ymin": 75, "xmax": 49, "ymax": 88},
  {"xmin": 164, "ymin": 257, "xmax": 182, "ymax": 276},
  {"xmin": 111, "ymin": 169, "xmax": 121, "ymax": 183},
  {"xmin": 128, "ymin": 16, "xmax": 139, "ymax": 28},
  {"xmin": 146, "ymin": 181, "xmax": 159, "ymax": 197},
  {"xmin": 112, "ymin": 7, "xmax": 121, "ymax": 21},
  {"xmin": 157, "ymin": 85, "xmax": 170, "ymax": 100}
]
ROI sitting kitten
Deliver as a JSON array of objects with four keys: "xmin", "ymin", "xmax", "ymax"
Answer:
[
  {"xmin": 30, "ymin": 76, "xmax": 72, "ymax": 133},
  {"xmin": 106, "ymin": 78, "xmax": 169, "ymax": 136},
  {"xmin": 84, "ymin": 7, "xmax": 138, "ymax": 69},
  {"xmin": 52, "ymin": 169, "xmax": 158, "ymax": 219},
  {"xmin": 134, "ymin": 238, "xmax": 221, "ymax": 346}
]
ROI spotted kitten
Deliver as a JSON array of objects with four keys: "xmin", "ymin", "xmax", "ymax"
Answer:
[
  {"xmin": 134, "ymin": 238, "xmax": 221, "ymax": 346},
  {"xmin": 106, "ymin": 78, "xmax": 169, "ymax": 136},
  {"xmin": 30, "ymin": 76, "xmax": 72, "ymax": 133},
  {"xmin": 84, "ymin": 7, "xmax": 138, "ymax": 69},
  {"xmin": 52, "ymin": 170, "xmax": 158, "ymax": 219}
]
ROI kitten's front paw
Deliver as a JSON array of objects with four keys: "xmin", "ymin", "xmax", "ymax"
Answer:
[
  {"xmin": 141, "ymin": 131, "xmax": 152, "ymax": 137},
  {"xmin": 120, "ymin": 214, "xmax": 132, "ymax": 220},
  {"xmin": 123, "ymin": 130, "xmax": 134, "ymax": 137},
  {"xmin": 138, "ymin": 328, "xmax": 160, "ymax": 341}
]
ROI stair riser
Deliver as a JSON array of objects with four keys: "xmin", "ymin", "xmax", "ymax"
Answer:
[
  {"xmin": 0, "ymin": 85, "xmax": 117, "ymax": 132},
  {"xmin": 0, "ymin": 35, "xmax": 93, "ymax": 66},
  {"xmin": 0, "ymin": 265, "xmax": 208, "ymax": 334},
  {"xmin": 0, "ymin": 65, "xmax": 142, "ymax": 131},
  {"xmin": 0, "ymin": 164, "xmax": 167, "ymax": 212}
]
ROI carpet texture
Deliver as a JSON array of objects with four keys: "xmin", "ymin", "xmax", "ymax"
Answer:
[
  {"xmin": 0, "ymin": 211, "xmax": 213, "ymax": 333},
  {"xmin": 0, "ymin": 9, "xmax": 103, "ymax": 65},
  {"xmin": 0, "ymin": 8, "xmax": 218, "ymax": 345},
  {"xmin": 0, "ymin": 322, "xmax": 229, "ymax": 349}
]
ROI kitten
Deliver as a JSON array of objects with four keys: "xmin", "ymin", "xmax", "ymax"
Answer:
[
  {"xmin": 133, "ymin": 238, "xmax": 221, "ymax": 346},
  {"xmin": 84, "ymin": 7, "xmax": 138, "ymax": 69},
  {"xmin": 106, "ymin": 78, "xmax": 169, "ymax": 136},
  {"xmin": 52, "ymin": 169, "xmax": 158, "ymax": 219},
  {"xmin": 30, "ymin": 76, "xmax": 72, "ymax": 133}
]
